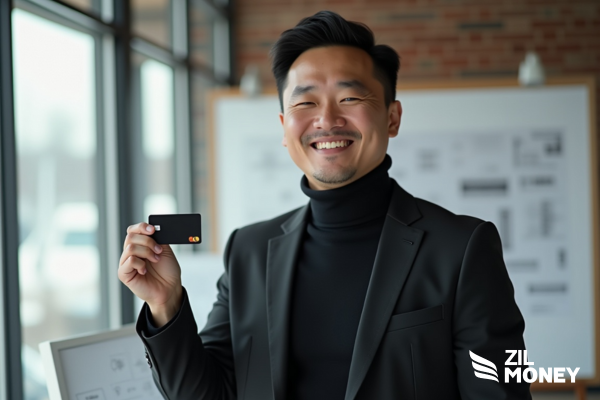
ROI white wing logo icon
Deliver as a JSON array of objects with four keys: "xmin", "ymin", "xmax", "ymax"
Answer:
[{"xmin": 469, "ymin": 351, "xmax": 499, "ymax": 382}]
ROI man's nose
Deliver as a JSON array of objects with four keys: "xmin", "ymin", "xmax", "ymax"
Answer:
[{"xmin": 313, "ymin": 103, "xmax": 346, "ymax": 131}]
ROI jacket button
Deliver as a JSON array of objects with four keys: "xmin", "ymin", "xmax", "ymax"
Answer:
[{"xmin": 145, "ymin": 352, "xmax": 152, "ymax": 368}]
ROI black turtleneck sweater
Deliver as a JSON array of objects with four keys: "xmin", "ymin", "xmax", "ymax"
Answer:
[{"xmin": 287, "ymin": 155, "xmax": 393, "ymax": 400}]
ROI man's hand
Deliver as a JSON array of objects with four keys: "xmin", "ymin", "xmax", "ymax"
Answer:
[{"xmin": 118, "ymin": 222, "xmax": 183, "ymax": 327}]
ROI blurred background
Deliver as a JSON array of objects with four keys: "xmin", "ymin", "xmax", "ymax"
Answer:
[{"xmin": 0, "ymin": 0, "xmax": 598, "ymax": 399}]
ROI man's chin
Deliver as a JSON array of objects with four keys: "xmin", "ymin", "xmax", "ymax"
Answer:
[{"xmin": 312, "ymin": 168, "xmax": 357, "ymax": 185}]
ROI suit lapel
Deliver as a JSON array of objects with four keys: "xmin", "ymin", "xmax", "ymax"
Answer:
[
  {"xmin": 266, "ymin": 205, "xmax": 309, "ymax": 400},
  {"xmin": 345, "ymin": 181, "xmax": 425, "ymax": 400}
]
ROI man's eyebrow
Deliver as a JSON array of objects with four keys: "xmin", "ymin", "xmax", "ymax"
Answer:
[
  {"xmin": 289, "ymin": 85, "xmax": 315, "ymax": 101},
  {"xmin": 337, "ymin": 80, "xmax": 370, "ymax": 95},
  {"xmin": 288, "ymin": 80, "xmax": 369, "ymax": 103}
]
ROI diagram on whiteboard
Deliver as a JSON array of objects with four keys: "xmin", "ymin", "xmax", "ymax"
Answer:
[
  {"xmin": 388, "ymin": 129, "xmax": 570, "ymax": 317},
  {"xmin": 59, "ymin": 335, "xmax": 163, "ymax": 400}
]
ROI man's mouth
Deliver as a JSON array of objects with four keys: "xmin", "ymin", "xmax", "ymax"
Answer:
[{"xmin": 311, "ymin": 140, "xmax": 353, "ymax": 150}]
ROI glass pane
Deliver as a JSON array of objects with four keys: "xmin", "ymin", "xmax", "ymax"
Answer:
[
  {"xmin": 12, "ymin": 9, "xmax": 102, "ymax": 400},
  {"xmin": 138, "ymin": 56, "xmax": 177, "ymax": 218},
  {"xmin": 132, "ymin": 54, "xmax": 177, "ymax": 312},
  {"xmin": 132, "ymin": 0, "xmax": 171, "ymax": 49},
  {"xmin": 190, "ymin": 1, "xmax": 213, "ymax": 68},
  {"xmin": 56, "ymin": 0, "xmax": 102, "ymax": 17}
]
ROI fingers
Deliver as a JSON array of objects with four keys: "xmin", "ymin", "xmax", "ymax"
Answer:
[
  {"xmin": 120, "ymin": 242, "xmax": 160, "ymax": 266},
  {"xmin": 127, "ymin": 222, "xmax": 156, "ymax": 236},
  {"xmin": 119, "ymin": 230, "xmax": 162, "ymax": 283},
  {"xmin": 124, "ymin": 231, "xmax": 162, "ymax": 254},
  {"xmin": 118, "ymin": 254, "xmax": 147, "ymax": 283},
  {"xmin": 119, "ymin": 222, "xmax": 167, "ymax": 286}
]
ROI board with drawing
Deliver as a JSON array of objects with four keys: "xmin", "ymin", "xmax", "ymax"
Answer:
[{"xmin": 40, "ymin": 324, "xmax": 163, "ymax": 400}]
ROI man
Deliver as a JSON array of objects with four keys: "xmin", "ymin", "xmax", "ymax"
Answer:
[{"xmin": 118, "ymin": 11, "xmax": 531, "ymax": 400}]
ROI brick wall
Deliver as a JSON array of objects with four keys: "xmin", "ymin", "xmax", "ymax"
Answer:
[{"xmin": 233, "ymin": 0, "xmax": 600, "ymax": 130}]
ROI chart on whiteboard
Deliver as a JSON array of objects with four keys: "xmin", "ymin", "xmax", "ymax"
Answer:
[
  {"xmin": 59, "ymin": 335, "xmax": 163, "ymax": 400},
  {"xmin": 388, "ymin": 129, "xmax": 570, "ymax": 317}
]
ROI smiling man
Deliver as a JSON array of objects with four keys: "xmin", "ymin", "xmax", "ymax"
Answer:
[
  {"xmin": 119, "ymin": 11, "xmax": 531, "ymax": 400},
  {"xmin": 279, "ymin": 45, "xmax": 399, "ymax": 190}
]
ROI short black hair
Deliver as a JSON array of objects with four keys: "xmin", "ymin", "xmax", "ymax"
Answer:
[{"xmin": 270, "ymin": 10, "xmax": 400, "ymax": 111}]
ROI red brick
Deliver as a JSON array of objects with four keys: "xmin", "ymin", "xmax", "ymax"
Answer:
[
  {"xmin": 491, "ymin": 33, "xmax": 534, "ymax": 41},
  {"xmin": 498, "ymin": 10, "xmax": 535, "ymax": 17},
  {"xmin": 443, "ymin": 10, "xmax": 471, "ymax": 19},
  {"xmin": 556, "ymin": 44, "xmax": 582, "ymax": 51},
  {"xmin": 563, "ymin": 66, "xmax": 600, "ymax": 74},
  {"xmin": 513, "ymin": 43, "xmax": 526, "ymax": 53},
  {"xmin": 531, "ymin": 21, "xmax": 567, "ymax": 28},
  {"xmin": 470, "ymin": 33, "xmax": 482, "ymax": 42},
  {"xmin": 427, "ymin": 46, "xmax": 445, "ymax": 55},
  {"xmin": 441, "ymin": 58, "xmax": 470, "ymax": 67},
  {"xmin": 413, "ymin": 35, "xmax": 460, "ymax": 43},
  {"xmin": 453, "ymin": 45, "xmax": 506, "ymax": 54},
  {"xmin": 539, "ymin": 55, "xmax": 565, "ymax": 65},
  {"xmin": 564, "ymin": 32, "xmax": 600, "ymax": 40},
  {"xmin": 584, "ymin": 42, "xmax": 600, "ymax": 50},
  {"xmin": 399, "ymin": 48, "xmax": 420, "ymax": 56},
  {"xmin": 229, "ymin": 0, "xmax": 600, "ymax": 117},
  {"xmin": 376, "ymin": 24, "xmax": 429, "ymax": 33},
  {"xmin": 399, "ymin": 71, "xmax": 453, "ymax": 80},
  {"xmin": 559, "ymin": 6, "xmax": 573, "ymax": 15}
]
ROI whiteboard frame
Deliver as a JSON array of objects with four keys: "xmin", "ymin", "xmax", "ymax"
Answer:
[
  {"xmin": 39, "ymin": 324, "xmax": 138, "ymax": 400},
  {"xmin": 207, "ymin": 76, "xmax": 599, "ymax": 389}
]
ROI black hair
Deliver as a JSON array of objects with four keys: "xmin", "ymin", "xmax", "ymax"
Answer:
[{"xmin": 270, "ymin": 10, "xmax": 400, "ymax": 111}]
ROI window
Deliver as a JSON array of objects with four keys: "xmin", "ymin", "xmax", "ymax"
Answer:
[
  {"xmin": 132, "ymin": 0, "xmax": 172, "ymax": 49},
  {"xmin": 59, "ymin": 0, "xmax": 103, "ymax": 16},
  {"xmin": 133, "ymin": 54, "xmax": 177, "ymax": 219},
  {"xmin": 0, "ymin": 1, "xmax": 231, "ymax": 399},
  {"xmin": 12, "ymin": 9, "xmax": 102, "ymax": 399}
]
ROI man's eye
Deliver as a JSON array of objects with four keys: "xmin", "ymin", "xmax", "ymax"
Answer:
[
  {"xmin": 341, "ymin": 97, "xmax": 358, "ymax": 102},
  {"xmin": 295, "ymin": 102, "xmax": 313, "ymax": 106}
]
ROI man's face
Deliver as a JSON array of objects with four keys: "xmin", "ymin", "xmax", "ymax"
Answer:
[{"xmin": 279, "ymin": 45, "xmax": 402, "ymax": 190}]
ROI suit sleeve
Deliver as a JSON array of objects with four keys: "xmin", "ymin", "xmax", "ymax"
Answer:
[
  {"xmin": 453, "ymin": 221, "xmax": 532, "ymax": 400},
  {"xmin": 136, "ymin": 229, "xmax": 239, "ymax": 400}
]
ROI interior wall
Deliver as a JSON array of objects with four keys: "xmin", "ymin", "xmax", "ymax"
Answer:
[{"xmin": 233, "ymin": 0, "xmax": 599, "ymax": 132}]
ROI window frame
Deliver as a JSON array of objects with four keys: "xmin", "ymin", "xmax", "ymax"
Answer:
[
  {"xmin": 0, "ymin": 1, "xmax": 22, "ymax": 398},
  {"xmin": 0, "ymin": 0, "xmax": 231, "ymax": 397}
]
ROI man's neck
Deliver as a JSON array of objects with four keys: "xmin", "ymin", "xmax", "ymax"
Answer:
[{"xmin": 300, "ymin": 154, "xmax": 393, "ymax": 228}]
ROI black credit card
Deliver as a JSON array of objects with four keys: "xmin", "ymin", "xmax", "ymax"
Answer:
[{"xmin": 148, "ymin": 214, "xmax": 202, "ymax": 245}]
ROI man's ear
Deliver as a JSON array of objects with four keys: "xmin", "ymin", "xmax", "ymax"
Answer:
[
  {"xmin": 279, "ymin": 113, "xmax": 287, "ymax": 147},
  {"xmin": 387, "ymin": 100, "xmax": 402, "ymax": 138}
]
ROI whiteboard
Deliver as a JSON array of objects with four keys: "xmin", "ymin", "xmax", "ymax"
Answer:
[
  {"xmin": 210, "ymin": 79, "xmax": 599, "ymax": 384},
  {"xmin": 39, "ymin": 325, "xmax": 163, "ymax": 400}
]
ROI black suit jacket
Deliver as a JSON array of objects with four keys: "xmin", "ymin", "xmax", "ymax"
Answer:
[{"xmin": 137, "ymin": 180, "xmax": 531, "ymax": 399}]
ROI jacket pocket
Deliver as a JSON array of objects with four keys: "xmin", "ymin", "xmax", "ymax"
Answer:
[{"xmin": 386, "ymin": 304, "xmax": 444, "ymax": 332}]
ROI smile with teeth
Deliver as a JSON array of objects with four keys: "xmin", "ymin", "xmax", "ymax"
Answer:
[{"xmin": 313, "ymin": 140, "xmax": 351, "ymax": 150}]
